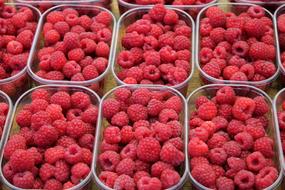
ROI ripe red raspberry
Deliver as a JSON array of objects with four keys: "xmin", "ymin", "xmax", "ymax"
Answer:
[
  {"xmin": 253, "ymin": 96, "xmax": 269, "ymax": 116},
  {"xmin": 78, "ymin": 134, "xmax": 94, "ymax": 150},
  {"xmin": 137, "ymin": 176, "xmax": 161, "ymax": 190},
  {"xmin": 30, "ymin": 110, "xmax": 52, "ymax": 131},
  {"xmin": 232, "ymin": 41, "xmax": 249, "ymax": 57},
  {"xmin": 102, "ymin": 98, "xmax": 120, "ymax": 119},
  {"xmin": 95, "ymin": 11, "xmax": 112, "ymax": 26},
  {"xmin": 130, "ymin": 88, "xmax": 151, "ymax": 106},
  {"xmin": 205, "ymin": 6, "xmax": 226, "ymax": 27},
  {"xmin": 216, "ymin": 177, "xmax": 234, "ymax": 190},
  {"xmin": 71, "ymin": 162, "xmax": 90, "ymax": 183},
  {"xmin": 188, "ymin": 137, "xmax": 208, "ymax": 157},
  {"xmin": 191, "ymin": 164, "xmax": 216, "ymax": 188},
  {"xmin": 189, "ymin": 127, "xmax": 209, "ymax": 142},
  {"xmin": 212, "ymin": 165, "xmax": 225, "ymax": 179},
  {"xmin": 127, "ymin": 104, "xmax": 148, "ymax": 122},
  {"xmin": 249, "ymin": 42, "xmax": 275, "ymax": 61},
  {"xmin": 99, "ymin": 151, "xmax": 120, "ymax": 172},
  {"xmin": 50, "ymin": 91, "xmax": 71, "ymax": 110},
  {"xmin": 104, "ymin": 126, "xmax": 121, "ymax": 144},
  {"xmin": 158, "ymin": 108, "xmax": 178, "ymax": 123},
  {"xmin": 246, "ymin": 151, "xmax": 266, "ymax": 172},
  {"xmin": 44, "ymin": 71, "xmax": 64, "ymax": 80},
  {"xmin": 120, "ymin": 143, "xmax": 136, "ymax": 160},
  {"xmin": 115, "ymin": 158, "xmax": 135, "ymax": 176},
  {"xmin": 27, "ymin": 147, "xmax": 42, "ymax": 165},
  {"xmin": 117, "ymin": 51, "xmax": 135, "ymax": 69},
  {"xmin": 113, "ymin": 88, "xmax": 131, "ymax": 102},
  {"xmin": 234, "ymin": 132, "xmax": 253, "ymax": 150},
  {"xmin": 234, "ymin": 170, "xmax": 255, "ymax": 190},
  {"xmin": 16, "ymin": 110, "xmax": 32, "ymax": 127},
  {"xmin": 99, "ymin": 171, "xmax": 118, "ymax": 188},
  {"xmin": 12, "ymin": 171, "xmax": 34, "ymax": 189},
  {"xmin": 44, "ymin": 179, "xmax": 62, "ymax": 190},
  {"xmin": 227, "ymin": 120, "xmax": 245, "ymax": 136},
  {"xmin": 244, "ymin": 18, "xmax": 266, "ymax": 38},
  {"xmin": 53, "ymin": 21, "xmax": 70, "ymax": 36},
  {"xmin": 62, "ymin": 61, "xmax": 81, "ymax": 78},
  {"xmin": 232, "ymin": 97, "xmax": 256, "ymax": 121},
  {"xmin": 44, "ymin": 29, "xmax": 60, "ymax": 45},
  {"xmin": 160, "ymin": 169, "xmax": 180, "ymax": 189},
  {"xmin": 227, "ymin": 157, "xmax": 246, "ymax": 171},
  {"xmin": 119, "ymin": 126, "xmax": 133, "ymax": 144},
  {"xmin": 216, "ymin": 86, "xmax": 236, "ymax": 105},
  {"xmin": 208, "ymin": 148, "xmax": 227, "ymax": 165},
  {"xmin": 3, "ymin": 162, "xmax": 14, "ymax": 182},
  {"xmin": 211, "ymin": 116, "xmax": 228, "ymax": 130},
  {"xmin": 254, "ymin": 137, "xmax": 274, "ymax": 158},
  {"xmin": 4, "ymin": 134, "xmax": 26, "ymax": 159},
  {"xmin": 64, "ymin": 144, "xmax": 83, "ymax": 165},
  {"xmin": 202, "ymin": 62, "xmax": 221, "ymax": 78},
  {"xmin": 66, "ymin": 119, "xmax": 86, "ymax": 139},
  {"xmin": 197, "ymin": 101, "xmax": 217, "ymax": 121},
  {"xmin": 30, "ymin": 99, "xmax": 49, "ymax": 113},
  {"xmin": 147, "ymin": 99, "xmax": 163, "ymax": 117},
  {"xmin": 44, "ymin": 146, "xmax": 65, "ymax": 164},
  {"xmin": 152, "ymin": 122, "xmax": 171, "ymax": 142},
  {"xmin": 46, "ymin": 11, "xmax": 64, "ymax": 24},
  {"xmin": 160, "ymin": 143, "xmax": 184, "ymax": 166},
  {"xmin": 33, "ymin": 124, "xmax": 58, "ymax": 147},
  {"xmin": 190, "ymin": 157, "xmax": 209, "ymax": 170},
  {"xmin": 70, "ymin": 92, "xmax": 91, "ymax": 110},
  {"xmin": 223, "ymin": 141, "xmax": 241, "ymax": 157},
  {"xmin": 10, "ymin": 149, "xmax": 35, "ymax": 172},
  {"xmin": 113, "ymin": 174, "xmax": 135, "ymax": 190},
  {"xmin": 63, "ymin": 32, "xmax": 80, "ymax": 51},
  {"xmin": 46, "ymin": 104, "xmax": 64, "ymax": 121},
  {"xmin": 223, "ymin": 66, "xmax": 239, "ymax": 80},
  {"xmin": 137, "ymin": 137, "xmax": 161, "ymax": 162},
  {"xmin": 253, "ymin": 60, "xmax": 276, "ymax": 79},
  {"xmin": 149, "ymin": 4, "xmax": 166, "ymax": 22},
  {"xmin": 255, "ymin": 167, "xmax": 278, "ymax": 189},
  {"xmin": 39, "ymin": 163, "xmax": 55, "ymax": 182},
  {"xmin": 54, "ymin": 160, "xmax": 70, "ymax": 182},
  {"xmin": 245, "ymin": 122, "xmax": 265, "ymax": 140},
  {"xmin": 163, "ymin": 9, "xmax": 178, "ymax": 25}
]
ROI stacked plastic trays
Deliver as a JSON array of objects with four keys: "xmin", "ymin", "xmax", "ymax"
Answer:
[
  {"xmin": 0, "ymin": 85, "xmax": 100, "ymax": 190},
  {"xmin": 118, "ymin": 0, "xmax": 217, "ymax": 18},
  {"xmin": 27, "ymin": 4, "xmax": 116, "ymax": 96},
  {"xmin": 112, "ymin": 6, "xmax": 195, "ymax": 95},
  {"xmin": 0, "ymin": 3, "xmax": 41, "ymax": 100},
  {"xmin": 187, "ymin": 84, "xmax": 283, "ymax": 190},
  {"xmin": 196, "ymin": 3, "xmax": 280, "ymax": 91}
]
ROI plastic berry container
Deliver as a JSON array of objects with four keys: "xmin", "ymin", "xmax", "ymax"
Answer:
[
  {"xmin": 196, "ymin": 3, "xmax": 280, "ymax": 91},
  {"xmin": 112, "ymin": 7, "xmax": 195, "ymax": 96},
  {"xmin": 27, "ymin": 4, "xmax": 116, "ymax": 96},
  {"xmin": 14, "ymin": 0, "xmax": 110, "ymax": 12},
  {"xmin": 92, "ymin": 84, "xmax": 188, "ymax": 189},
  {"xmin": 187, "ymin": 84, "xmax": 283, "ymax": 190},
  {"xmin": 0, "ymin": 3, "xmax": 41, "ymax": 100},
  {"xmin": 118, "ymin": 0, "xmax": 217, "ymax": 18},
  {"xmin": 0, "ymin": 84, "xmax": 100, "ymax": 190}
]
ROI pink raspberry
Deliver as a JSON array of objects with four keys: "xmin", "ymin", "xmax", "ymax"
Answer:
[
  {"xmin": 99, "ymin": 171, "xmax": 118, "ymax": 188},
  {"xmin": 191, "ymin": 164, "xmax": 216, "ymax": 188},
  {"xmin": 115, "ymin": 158, "xmax": 135, "ymax": 176},
  {"xmin": 234, "ymin": 170, "xmax": 255, "ymax": 190},
  {"xmin": 160, "ymin": 143, "xmax": 184, "ymax": 166},
  {"xmin": 160, "ymin": 169, "xmax": 180, "ymax": 189},
  {"xmin": 113, "ymin": 174, "xmax": 135, "ymax": 190},
  {"xmin": 208, "ymin": 148, "xmax": 227, "ymax": 165},
  {"xmin": 188, "ymin": 137, "xmax": 208, "ymax": 157},
  {"xmin": 137, "ymin": 137, "xmax": 161, "ymax": 162},
  {"xmin": 137, "ymin": 176, "xmax": 162, "ymax": 190},
  {"xmin": 255, "ymin": 167, "xmax": 278, "ymax": 189},
  {"xmin": 246, "ymin": 151, "xmax": 266, "ymax": 172}
]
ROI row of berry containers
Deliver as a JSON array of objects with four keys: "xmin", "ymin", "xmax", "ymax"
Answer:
[
  {"xmin": 1, "ymin": 83, "xmax": 285, "ymax": 189},
  {"xmin": 3, "ymin": 2, "xmax": 285, "ymax": 100}
]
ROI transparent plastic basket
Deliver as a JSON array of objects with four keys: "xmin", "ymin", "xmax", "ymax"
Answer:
[
  {"xmin": 111, "ymin": 7, "xmax": 195, "ymax": 96},
  {"xmin": 273, "ymin": 88, "xmax": 285, "ymax": 174},
  {"xmin": 27, "ymin": 4, "xmax": 116, "ymax": 96},
  {"xmin": 0, "ymin": 84, "xmax": 100, "ymax": 190},
  {"xmin": 187, "ymin": 84, "xmax": 284, "ymax": 190},
  {"xmin": 274, "ymin": 4, "xmax": 285, "ymax": 86},
  {"xmin": 196, "ymin": 3, "xmax": 280, "ymax": 91},
  {"xmin": 92, "ymin": 84, "xmax": 188, "ymax": 190},
  {"xmin": 0, "ymin": 3, "xmax": 41, "ymax": 101},
  {"xmin": 118, "ymin": 0, "xmax": 217, "ymax": 18}
]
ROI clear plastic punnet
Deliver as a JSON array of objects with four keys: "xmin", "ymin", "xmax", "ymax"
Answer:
[
  {"xmin": 92, "ymin": 84, "xmax": 188, "ymax": 190},
  {"xmin": 0, "ymin": 84, "xmax": 100, "ymax": 190},
  {"xmin": 111, "ymin": 7, "xmax": 195, "ymax": 96},
  {"xmin": 196, "ymin": 3, "xmax": 280, "ymax": 91},
  {"xmin": 187, "ymin": 84, "xmax": 283, "ymax": 190},
  {"xmin": 27, "ymin": 4, "xmax": 116, "ymax": 96}
]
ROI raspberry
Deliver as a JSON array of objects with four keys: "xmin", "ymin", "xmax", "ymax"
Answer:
[
  {"xmin": 120, "ymin": 143, "xmax": 136, "ymax": 160},
  {"xmin": 99, "ymin": 171, "xmax": 118, "ymax": 188},
  {"xmin": 78, "ymin": 134, "xmax": 94, "ymax": 150},
  {"xmin": 62, "ymin": 61, "xmax": 81, "ymax": 78},
  {"xmin": 232, "ymin": 41, "xmax": 249, "ymax": 57},
  {"xmin": 160, "ymin": 169, "xmax": 180, "ymax": 189},
  {"xmin": 245, "ymin": 123, "xmax": 265, "ymax": 140},
  {"xmin": 46, "ymin": 11, "xmax": 64, "ymax": 24},
  {"xmin": 191, "ymin": 164, "xmax": 216, "ymax": 188},
  {"xmin": 104, "ymin": 126, "xmax": 121, "ymax": 144},
  {"xmin": 244, "ymin": 19, "xmax": 266, "ymax": 38},
  {"xmin": 227, "ymin": 157, "xmax": 246, "ymax": 171},
  {"xmin": 53, "ymin": 21, "xmax": 70, "ymax": 36},
  {"xmin": 46, "ymin": 104, "xmax": 64, "ymax": 121},
  {"xmin": 227, "ymin": 120, "xmax": 245, "ymax": 137},
  {"xmin": 211, "ymin": 116, "xmax": 228, "ymax": 130},
  {"xmin": 39, "ymin": 163, "xmax": 54, "ymax": 181},
  {"xmin": 102, "ymin": 98, "xmax": 120, "ymax": 119},
  {"xmin": 113, "ymin": 174, "xmax": 135, "ymax": 190},
  {"xmin": 163, "ymin": 9, "xmax": 178, "ymax": 25},
  {"xmin": 223, "ymin": 141, "xmax": 241, "ymax": 157},
  {"xmin": 246, "ymin": 151, "xmax": 266, "ymax": 172},
  {"xmin": 44, "ymin": 179, "xmax": 62, "ymax": 190},
  {"xmin": 189, "ymin": 127, "xmax": 209, "ymax": 142},
  {"xmin": 4, "ymin": 134, "xmax": 27, "ymax": 159},
  {"xmin": 249, "ymin": 42, "xmax": 275, "ymax": 61},
  {"xmin": 234, "ymin": 170, "xmax": 255, "ymax": 190},
  {"xmin": 137, "ymin": 137, "xmax": 161, "ymax": 162},
  {"xmin": 202, "ymin": 62, "xmax": 221, "ymax": 78},
  {"xmin": 27, "ymin": 147, "xmax": 42, "ymax": 165},
  {"xmin": 95, "ymin": 11, "xmax": 112, "ymax": 26},
  {"xmin": 127, "ymin": 104, "xmax": 148, "ymax": 122},
  {"xmin": 44, "ymin": 71, "xmax": 64, "ymax": 80},
  {"xmin": 16, "ymin": 110, "xmax": 32, "ymax": 127},
  {"xmin": 70, "ymin": 92, "xmax": 91, "ymax": 110},
  {"xmin": 10, "ymin": 149, "xmax": 35, "ymax": 172},
  {"xmin": 82, "ymin": 65, "xmax": 99, "ymax": 80},
  {"xmin": 195, "ymin": 96, "xmax": 210, "ymax": 109},
  {"xmin": 33, "ymin": 125, "xmax": 58, "ymax": 147},
  {"xmin": 205, "ymin": 7, "xmax": 226, "ymax": 27},
  {"xmin": 190, "ymin": 157, "xmax": 209, "ymax": 170},
  {"xmin": 137, "ymin": 176, "xmax": 162, "ymax": 190},
  {"xmin": 188, "ymin": 137, "xmax": 208, "ymax": 157},
  {"xmin": 216, "ymin": 86, "xmax": 236, "ymax": 105},
  {"xmin": 158, "ymin": 108, "xmax": 178, "ymax": 123},
  {"xmin": 71, "ymin": 162, "xmax": 90, "ymax": 183},
  {"xmin": 135, "ymin": 160, "xmax": 150, "ymax": 172},
  {"xmin": 254, "ymin": 137, "xmax": 274, "ymax": 158},
  {"xmin": 44, "ymin": 29, "xmax": 60, "ymax": 45},
  {"xmin": 54, "ymin": 160, "xmax": 70, "ymax": 182},
  {"xmin": 149, "ymin": 4, "xmax": 166, "ymax": 22},
  {"xmin": 50, "ymin": 91, "xmax": 71, "ymax": 110},
  {"xmin": 130, "ymin": 88, "xmax": 151, "ymax": 106},
  {"xmin": 255, "ymin": 167, "xmax": 278, "ymax": 189},
  {"xmin": 216, "ymin": 177, "xmax": 234, "ymax": 190},
  {"xmin": 208, "ymin": 148, "xmax": 227, "ymax": 165},
  {"xmin": 66, "ymin": 119, "xmax": 86, "ymax": 139},
  {"xmin": 207, "ymin": 133, "xmax": 227, "ymax": 150},
  {"xmin": 232, "ymin": 97, "xmax": 256, "ymax": 121},
  {"xmin": 63, "ymin": 32, "xmax": 80, "ymax": 51},
  {"xmin": 116, "ymin": 158, "xmax": 135, "ymax": 176},
  {"xmin": 160, "ymin": 143, "xmax": 184, "ymax": 166},
  {"xmin": 99, "ymin": 150, "xmax": 119, "ymax": 168},
  {"xmin": 63, "ymin": 144, "xmax": 83, "ymax": 165},
  {"xmin": 234, "ymin": 132, "xmax": 253, "ymax": 150},
  {"xmin": 197, "ymin": 101, "xmax": 217, "ymax": 121},
  {"xmin": 13, "ymin": 171, "xmax": 34, "ymax": 189},
  {"xmin": 44, "ymin": 146, "xmax": 65, "ymax": 164}
]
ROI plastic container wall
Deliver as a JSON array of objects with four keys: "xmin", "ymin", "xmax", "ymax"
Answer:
[
  {"xmin": 92, "ymin": 84, "xmax": 188, "ymax": 190},
  {"xmin": 196, "ymin": 3, "xmax": 280, "ymax": 91},
  {"xmin": 187, "ymin": 84, "xmax": 283, "ymax": 190},
  {"xmin": 0, "ymin": 84, "xmax": 100, "ymax": 190},
  {"xmin": 111, "ymin": 7, "xmax": 195, "ymax": 96},
  {"xmin": 27, "ymin": 4, "xmax": 116, "ymax": 96}
]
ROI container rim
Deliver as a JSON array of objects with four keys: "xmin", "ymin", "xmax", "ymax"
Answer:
[
  {"xmin": 274, "ymin": 4, "xmax": 285, "ymax": 77},
  {"xmin": 92, "ymin": 84, "xmax": 188, "ymax": 190},
  {"xmin": 273, "ymin": 88, "xmax": 285, "ymax": 174},
  {"xmin": 0, "ymin": 84, "xmax": 100, "ymax": 190},
  {"xmin": 27, "ymin": 4, "xmax": 117, "ymax": 86},
  {"xmin": 118, "ymin": 0, "xmax": 217, "ymax": 9},
  {"xmin": 195, "ymin": 2, "xmax": 280, "ymax": 86},
  {"xmin": 15, "ymin": 0, "xmax": 103, "ymax": 4},
  {"xmin": 186, "ymin": 84, "xmax": 284, "ymax": 190},
  {"xmin": 0, "ymin": 3, "xmax": 41, "ymax": 85},
  {"xmin": 111, "ymin": 6, "xmax": 195, "ymax": 90}
]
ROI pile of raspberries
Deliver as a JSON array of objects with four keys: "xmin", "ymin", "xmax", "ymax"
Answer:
[
  {"xmin": 2, "ymin": 88, "xmax": 98, "ymax": 189},
  {"xmin": 35, "ymin": 7, "xmax": 112, "ymax": 83},
  {"xmin": 277, "ymin": 13, "xmax": 285, "ymax": 71},
  {"xmin": 122, "ymin": 0, "xmax": 215, "ymax": 5},
  {"xmin": 277, "ymin": 99, "xmax": 285, "ymax": 160},
  {"xmin": 0, "ymin": 100, "xmax": 9, "ymax": 139},
  {"xmin": 200, "ymin": 5, "xmax": 277, "ymax": 82},
  {"xmin": 188, "ymin": 86, "xmax": 279, "ymax": 189},
  {"xmin": 0, "ymin": 3, "xmax": 37, "ymax": 80},
  {"xmin": 116, "ymin": 4, "xmax": 192, "ymax": 86},
  {"xmin": 98, "ymin": 87, "xmax": 185, "ymax": 189}
]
